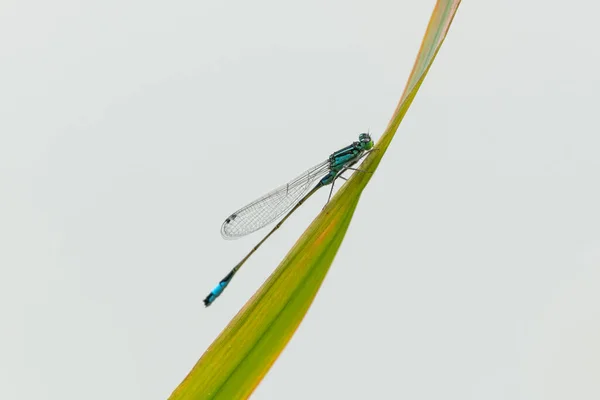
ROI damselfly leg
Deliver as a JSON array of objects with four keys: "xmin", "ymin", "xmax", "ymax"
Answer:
[{"xmin": 323, "ymin": 148, "xmax": 378, "ymax": 207}]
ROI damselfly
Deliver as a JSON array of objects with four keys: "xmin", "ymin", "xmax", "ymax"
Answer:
[{"xmin": 204, "ymin": 133, "xmax": 375, "ymax": 306}]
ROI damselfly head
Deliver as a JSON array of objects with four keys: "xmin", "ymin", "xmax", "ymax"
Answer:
[{"xmin": 358, "ymin": 133, "xmax": 374, "ymax": 150}]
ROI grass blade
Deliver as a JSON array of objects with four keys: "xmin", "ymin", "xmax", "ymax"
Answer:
[{"xmin": 170, "ymin": 1, "xmax": 462, "ymax": 398}]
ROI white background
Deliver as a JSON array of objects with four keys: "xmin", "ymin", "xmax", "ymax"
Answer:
[{"xmin": 1, "ymin": 1, "xmax": 599, "ymax": 399}]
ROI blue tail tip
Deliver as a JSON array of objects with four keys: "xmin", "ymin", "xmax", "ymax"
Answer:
[
  {"xmin": 203, "ymin": 294, "xmax": 215, "ymax": 307},
  {"xmin": 204, "ymin": 271, "xmax": 236, "ymax": 308}
]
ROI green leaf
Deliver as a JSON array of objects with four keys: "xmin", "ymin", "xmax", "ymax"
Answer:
[{"xmin": 169, "ymin": 1, "xmax": 462, "ymax": 398}]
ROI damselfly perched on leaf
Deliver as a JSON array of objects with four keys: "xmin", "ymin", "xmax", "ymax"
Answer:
[{"xmin": 204, "ymin": 133, "xmax": 375, "ymax": 306}]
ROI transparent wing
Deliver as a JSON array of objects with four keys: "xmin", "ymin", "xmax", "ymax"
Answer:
[{"xmin": 221, "ymin": 160, "xmax": 331, "ymax": 239}]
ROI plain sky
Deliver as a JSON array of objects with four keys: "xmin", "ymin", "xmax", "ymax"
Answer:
[{"xmin": 1, "ymin": 1, "xmax": 599, "ymax": 399}]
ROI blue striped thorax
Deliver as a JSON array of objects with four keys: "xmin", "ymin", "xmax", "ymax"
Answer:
[{"xmin": 319, "ymin": 133, "xmax": 374, "ymax": 185}]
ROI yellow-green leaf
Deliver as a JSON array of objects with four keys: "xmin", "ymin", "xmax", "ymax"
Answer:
[{"xmin": 170, "ymin": 1, "xmax": 462, "ymax": 399}]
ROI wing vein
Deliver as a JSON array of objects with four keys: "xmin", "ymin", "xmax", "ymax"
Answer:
[{"xmin": 220, "ymin": 160, "xmax": 330, "ymax": 239}]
